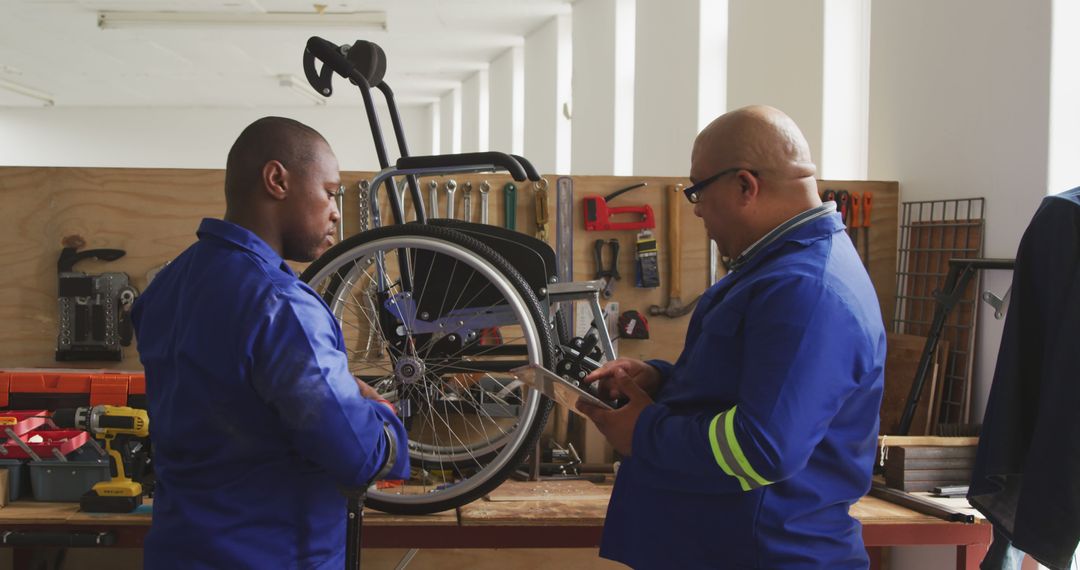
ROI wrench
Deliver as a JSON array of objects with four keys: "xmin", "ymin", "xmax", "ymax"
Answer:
[
  {"xmin": 534, "ymin": 177, "xmax": 549, "ymax": 241},
  {"xmin": 479, "ymin": 180, "xmax": 491, "ymax": 224},
  {"xmin": 428, "ymin": 180, "xmax": 440, "ymax": 218},
  {"xmin": 445, "ymin": 179, "xmax": 458, "ymax": 219},
  {"xmin": 395, "ymin": 178, "xmax": 408, "ymax": 219},
  {"xmin": 461, "ymin": 182, "xmax": 473, "ymax": 222}
]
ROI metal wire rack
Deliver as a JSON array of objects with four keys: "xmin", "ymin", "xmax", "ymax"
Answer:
[{"xmin": 893, "ymin": 198, "xmax": 985, "ymax": 432}]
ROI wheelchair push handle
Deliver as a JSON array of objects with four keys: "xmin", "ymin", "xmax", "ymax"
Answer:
[
  {"xmin": 304, "ymin": 36, "xmax": 389, "ymax": 94},
  {"xmin": 510, "ymin": 154, "xmax": 542, "ymax": 182},
  {"xmin": 397, "ymin": 152, "xmax": 538, "ymax": 182}
]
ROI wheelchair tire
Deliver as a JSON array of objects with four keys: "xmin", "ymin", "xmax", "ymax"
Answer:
[{"xmin": 300, "ymin": 223, "xmax": 554, "ymax": 515}]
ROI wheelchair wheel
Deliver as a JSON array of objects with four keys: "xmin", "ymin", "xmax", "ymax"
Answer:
[{"xmin": 300, "ymin": 223, "xmax": 554, "ymax": 514}]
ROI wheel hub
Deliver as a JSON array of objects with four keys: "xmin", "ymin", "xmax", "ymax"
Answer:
[{"xmin": 395, "ymin": 356, "xmax": 424, "ymax": 384}]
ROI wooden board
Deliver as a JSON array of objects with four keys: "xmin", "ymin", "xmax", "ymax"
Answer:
[
  {"xmin": 485, "ymin": 479, "xmax": 611, "ymax": 502},
  {"xmin": 878, "ymin": 436, "xmax": 979, "ymax": 447},
  {"xmin": 362, "ymin": 507, "xmax": 459, "ymax": 526},
  {"xmin": 849, "ymin": 495, "xmax": 941, "ymax": 524},
  {"xmin": 0, "ymin": 500, "xmax": 79, "ymax": 522},
  {"xmin": 459, "ymin": 497, "xmax": 610, "ymax": 526},
  {"xmin": 0, "ymin": 168, "xmax": 899, "ymax": 370},
  {"xmin": 880, "ymin": 333, "xmax": 949, "ymax": 435}
]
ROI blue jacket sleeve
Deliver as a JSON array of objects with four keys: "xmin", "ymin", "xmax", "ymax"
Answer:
[
  {"xmin": 248, "ymin": 287, "xmax": 410, "ymax": 487},
  {"xmin": 632, "ymin": 275, "xmax": 873, "ymax": 494}
]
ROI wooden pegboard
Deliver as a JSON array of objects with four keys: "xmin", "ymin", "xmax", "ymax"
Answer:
[{"xmin": 0, "ymin": 168, "xmax": 897, "ymax": 372}]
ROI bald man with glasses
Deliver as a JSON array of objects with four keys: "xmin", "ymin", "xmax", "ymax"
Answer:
[{"xmin": 579, "ymin": 106, "xmax": 886, "ymax": 569}]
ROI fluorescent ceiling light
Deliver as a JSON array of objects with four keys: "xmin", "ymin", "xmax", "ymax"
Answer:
[
  {"xmin": 0, "ymin": 78, "xmax": 54, "ymax": 106},
  {"xmin": 278, "ymin": 74, "xmax": 326, "ymax": 106},
  {"xmin": 98, "ymin": 11, "xmax": 387, "ymax": 31}
]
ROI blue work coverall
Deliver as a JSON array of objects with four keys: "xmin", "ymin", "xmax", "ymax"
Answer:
[
  {"xmin": 132, "ymin": 218, "xmax": 409, "ymax": 569},
  {"xmin": 601, "ymin": 212, "xmax": 885, "ymax": 569}
]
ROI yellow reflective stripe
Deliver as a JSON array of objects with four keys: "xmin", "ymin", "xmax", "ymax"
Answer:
[
  {"xmin": 709, "ymin": 413, "xmax": 750, "ymax": 491},
  {"xmin": 724, "ymin": 406, "xmax": 772, "ymax": 488}
]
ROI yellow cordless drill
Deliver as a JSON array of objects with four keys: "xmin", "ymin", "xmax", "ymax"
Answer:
[{"xmin": 52, "ymin": 405, "xmax": 149, "ymax": 513}]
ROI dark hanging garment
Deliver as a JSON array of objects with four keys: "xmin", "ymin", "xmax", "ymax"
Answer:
[{"xmin": 969, "ymin": 187, "xmax": 1080, "ymax": 570}]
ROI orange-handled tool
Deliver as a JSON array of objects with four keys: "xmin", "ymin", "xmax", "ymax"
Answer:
[
  {"xmin": 861, "ymin": 192, "xmax": 873, "ymax": 266},
  {"xmin": 849, "ymin": 193, "xmax": 862, "ymax": 229}
]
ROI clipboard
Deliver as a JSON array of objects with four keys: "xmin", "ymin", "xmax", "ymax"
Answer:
[{"xmin": 510, "ymin": 363, "xmax": 613, "ymax": 418}]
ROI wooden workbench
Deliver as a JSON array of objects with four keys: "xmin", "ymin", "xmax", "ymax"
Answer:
[{"xmin": 0, "ymin": 480, "xmax": 989, "ymax": 569}]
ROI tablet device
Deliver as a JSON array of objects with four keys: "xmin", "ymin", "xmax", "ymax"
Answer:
[{"xmin": 510, "ymin": 363, "xmax": 613, "ymax": 418}]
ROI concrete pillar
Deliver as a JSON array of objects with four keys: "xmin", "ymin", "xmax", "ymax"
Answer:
[
  {"xmin": 524, "ymin": 14, "xmax": 573, "ymax": 174},
  {"xmin": 489, "ymin": 47, "xmax": 525, "ymax": 156},
  {"xmin": 570, "ymin": 0, "xmax": 635, "ymax": 175},
  {"xmin": 461, "ymin": 70, "xmax": 490, "ymax": 153},
  {"xmin": 1049, "ymin": 0, "xmax": 1080, "ymax": 194},
  {"xmin": 633, "ymin": 0, "xmax": 727, "ymax": 176},
  {"xmin": 439, "ymin": 86, "xmax": 462, "ymax": 156},
  {"xmin": 821, "ymin": 0, "xmax": 871, "ymax": 179},
  {"xmin": 727, "ymin": 0, "xmax": 825, "ymax": 165}
]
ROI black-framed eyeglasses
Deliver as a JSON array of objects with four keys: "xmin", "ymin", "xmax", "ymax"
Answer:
[{"xmin": 683, "ymin": 167, "xmax": 759, "ymax": 204}]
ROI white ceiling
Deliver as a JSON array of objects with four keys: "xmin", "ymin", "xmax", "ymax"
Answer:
[{"xmin": 0, "ymin": 0, "xmax": 570, "ymax": 108}]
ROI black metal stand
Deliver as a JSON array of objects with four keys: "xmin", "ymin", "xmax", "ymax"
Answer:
[
  {"xmin": 897, "ymin": 258, "xmax": 1014, "ymax": 435},
  {"xmin": 343, "ymin": 488, "xmax": 367, "ymax": 570}
]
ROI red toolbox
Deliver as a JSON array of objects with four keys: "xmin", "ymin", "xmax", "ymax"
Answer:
[{"xmin": 0, "ymin": 369, "xmax": 146, "ymax": 410}]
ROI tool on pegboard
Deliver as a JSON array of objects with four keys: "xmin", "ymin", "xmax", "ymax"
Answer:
[
  {"xmin": 555, "ymin": 177, "xmax": 575, "ymax": 341},
  {"xmin": 534, "ymin": 178, "xmax": 549, "ymax": 241},
  {"xmin": 461, "ymin": 181, "xmax": 473, "ymax": 222},
  {"xmin": 503, "ymin": 182, "xmax": 517, "ymax": 230},
  {"xmin": 634, "ymin": 229, "xmax": 660, "ymax": 288},
  {"xmin": 861, "ymin": 192, "xmax": 873, "ymax": 265},
  {"xmin": 428, "ymin": 179, "xmax": 440, "ymax": 218},
  {"xmin": 618, "ymin": 310, "xmax": 650, "ymax": 340},
  {"xmin": 479, "ymin": 180, "xmax": 492, "ymax": 224},
  {"xmin": 850, "ymin": 191, "xmax": 863, "ymax": 263},
  {"xmin": 593, "ymin": 238, "xmax": 621, "ymax": 298},
  {"xmin": 444, "ymin": 179, "xmax": 458, "ymax": 219},
  {"xmin": 584, "ymin": 182, "xmax": 655, "ymax": 231},
  {"xmin": 56, "ymin": 241, "xmax": 138, "ymax": 362},
  {"xmin": 649, "ymin": 184, "xmax": 700, "ymax": 318}
]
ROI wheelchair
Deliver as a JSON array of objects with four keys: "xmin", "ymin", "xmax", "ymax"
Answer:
[{"xmin": 301, "ymin": 37, "xmax": 615, "ymax": 516}]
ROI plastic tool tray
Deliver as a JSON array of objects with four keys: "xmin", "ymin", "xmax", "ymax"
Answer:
[
  {"xmin": 1, "ymin": 429, "xmax": 89, "ymax": 460},
  {"xmin": 0, "ymin": 410, "xmax": 48, "ymax": 436}
]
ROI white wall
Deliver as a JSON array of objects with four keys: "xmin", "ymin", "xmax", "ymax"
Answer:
[
  {"xmin": 0, "ymin": 105, "xmax": 434, "ymax": 171},
  {"xmin": 868, "ymin": 0, "xmax": 1053, "ymax": 562}
]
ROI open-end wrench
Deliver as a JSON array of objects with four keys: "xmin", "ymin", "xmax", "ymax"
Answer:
[
  {"xmin": 534, "ymin": 177, "xmax": 549, "ymax": 241},
  {"xmin": 445, "ymin": 179, "xmax": 458, "ymax": 220},
  {"xmin": 479, "ymin": 180, "xmax": 491, "ymax": 224},
  {"xmin": 461, "ymin": 182, "xmax": 473, "ymax": 222},
  {"xmin": 428, "ymin": 180, "xmax": 440, "ymax": 218},
  {"xmin": 395, "ymin": 178, "xmax": 408, "ymax": 219}
]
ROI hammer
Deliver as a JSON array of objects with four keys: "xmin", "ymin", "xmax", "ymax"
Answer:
[{"xmin": 649, "ymin": 184, "xmax": 701, "ymax": 318}]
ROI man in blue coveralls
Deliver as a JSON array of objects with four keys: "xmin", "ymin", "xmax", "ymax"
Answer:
[
  {"xmin": 579, "ymin": 106, "xmax": 886, "ymax": 569},
  {"xmin": 132, "ymin": 116, "xmax": 409, "ymax": 569}
]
